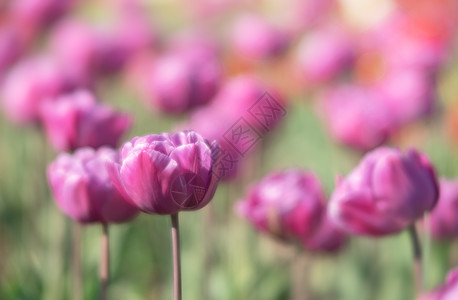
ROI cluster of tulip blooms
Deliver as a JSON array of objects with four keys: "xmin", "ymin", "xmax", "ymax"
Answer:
[{"xmin": 1, "ymin": 0, "xmax": 458, "ymax": 299}]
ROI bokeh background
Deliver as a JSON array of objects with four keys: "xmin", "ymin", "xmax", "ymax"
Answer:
[{"xmin": 1, "ymin": 0, "xmax": 458, "ymax": 299}]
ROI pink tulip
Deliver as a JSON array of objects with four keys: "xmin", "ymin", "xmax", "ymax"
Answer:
[
  {"xmin": 418, "ymin": 268, "xmax": 458, "ymax": 300},
  {"xmin": 237, "ymin": 169, "xmax": 325, "ymax": 241},
  {"xmin": 0, "ymin": 26, "xmax": 24, "ymax": 79},
  {"xmin": 141, "ymin": 50, "xmax": 222, "ymax": 114},
  {"xmin": 230, "ymin": 14, "xmax": 290, "ymax": 61},
  {"xmin": 40, "ymin": 90, "xmax": 132, "ymax": 151},
  {"xmin": 49, "ymin": 20, "xmax": 99, "ymax": 85},
  {"xmin": 376, "ymin": 68, "xmax": 436, "ymax": 125},
  {"xmin": 303, "ymin": 213, "xmax": 348, "ymax": 253},
  {"xmin": 428, "ymin": 179, "xmax": 458, "ymax": 240},
  {"xmin": 106, "ymin": 130, "xmax": 221, "ymax": 215},
  {"xmin": 47, "ymin": 147, "xmax": 139, "ymax": 224},
  {"xmin": 329, "ymin": 147, "xmax": 439, "ymax": 236},
  {"xmin": 296, "ymin": 26, "xmax": 354, "ymax": 84},
  {"xmin": 321, "ymin": 85, "xmax": 394, "ymax": 152},
  {"xmin": 1, "ymin": 56, "xmax": 77, "ymax": 124}
]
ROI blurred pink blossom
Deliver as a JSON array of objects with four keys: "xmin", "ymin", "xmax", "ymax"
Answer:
[
  {"xmin": 329, "ymin": 147, "xmax": 439, "ymax": 236},
  {"xmin": 40, "ymin": 90, "xmax": 132, "ymax": 151},
  {"xmin": 237, "ymin": 169, "xmax": 325, "ymax": 241},
  {"xmin": 48, "ymin": 147, "xmax": 139, "ymax": 224}
]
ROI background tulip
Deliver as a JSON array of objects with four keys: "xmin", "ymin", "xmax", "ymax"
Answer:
[
  {"xmin": 428, "ymin": 179, "xmax": 458, "ymax": 240},
  {"xmin": 329, "ymin": 147, "xmax": 439, "ymax": 236},
  {"xmin": 296, "ymin": 26, "xmax": 354, "ymax": 84},
  {"xmin": 40, "ymin": 90, "xmax": 132, "ymax": 151},
  {"xmin": 230, "ymin": 14, "xmax": 290, "ymax": 61},
  {"xmin": 106, "ymin": 130, "xmax": 220, "ymax": 215},
  {"xmin": 237, "ymin": 169, "xmax": 325, "ymax": 241},
  {"xmin": 321, "ymin": 85, "xmax": 394, "ymax": 152},
  {"xmin": 418, "ymin": 268, "xmax": 458, "ymax": 300},
  {"xmin": 47, "ymin": 147, "xmax": 139, "ymax": 224},
  {"xmin": 140, "ymin": 50, "xmax": 222, "ymax": 114},
  {"xmin": 1, "ymin": 56, "xmax": 77, "ymax": 124}
]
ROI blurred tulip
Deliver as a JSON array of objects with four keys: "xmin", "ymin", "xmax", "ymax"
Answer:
[
  {"xmin": 230, "ymin": 14, "xmax": 290, "ymax": 61},
  {"xmin": 1, "ymin": 56, "xmax": 77, "ymax": 124},
  {"xmin": 185, "ymin": 75, "xmax": 286, "ymax": 179},
  {"xmin": 237, "ymin": 169, "xmax": 325, "ymax": 241},
  {"xmin": 0, "ymin": 26, "xmax": 24, "ymax": 78},
  {"xmin": 106, "ymin": 130, "xmax": 220, "ymax": 215},
  {"xmin": 303, "ymin": 212, "xmax": 348, "ymax": 253},
  {"xmin": 296, "ymin": 26, "xmax": 354, "ymax": 84},
  {"xmin": 329, "ymin": 147, "xmax": 439, "ymax": 236},
  {"xmin": 47, "ymin": 147, "xmax": 139, "ymax": 224},
  {"xmin": 418, "ymin": 267, "xmax": 458, "ymax": 300},
  {"xmin": 321, "ymin": 85, "xmax": 394, "ymax": 152},
  {"xmin": 10, "ymin": 0, "xmax": 76, "ymax": 40},
  {"xmin": 140, "ymin": 50, "xmax": 222, "ymax": 114},
  {"xmin": 427, "ymin": 179, "xmax": 458, "ymax": 240},
  {"xmin": 40, "ymin": 90, "xmax": 132, "ymax": 151},
  {"xmin": 376, "ymin": 68, "xmax": 437, "ymax": 124},
  {"xmin": 49, "ymin": 20, "xmax": 99, "ymax": 85}
]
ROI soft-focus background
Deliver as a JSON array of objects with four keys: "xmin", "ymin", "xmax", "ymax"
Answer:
[{"xmin": 1, "ymin": 0, "xmax": 458, "ymax": 299}]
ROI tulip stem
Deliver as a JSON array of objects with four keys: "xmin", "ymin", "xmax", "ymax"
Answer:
[
  {"xmin": 408, "ymin": 224, "xmax": 423, "ymax": 294},
  {"xmin": 72, "ymin": 223, "xmax": 83, "ymax": 300},
  {"xmin": 100, "ymin": 224, "xmax": 109, "ymax": 300},
  {"xmin": 171, "ymin": 213, "xmax": 182, "ymax": 300}
]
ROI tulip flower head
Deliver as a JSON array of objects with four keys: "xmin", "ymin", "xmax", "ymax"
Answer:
[
  {"xmin": 40, "ymin": 90, "xmax": 132, "ymax": 151},
  {"xmin": 106, "ymin": 130, "xmax": 221, "ymax": 215},
  {"xmin": 230, "ymin": 14, "xmax": 290, "ymax": 61},
  {"xmin": 321, "ymin": 85, "xmax": 394, "ymax": 152},
  {"xmin": 47, "ymin": 147, "xmax": 139, "ymax": 224},
  {"xmin": 428, "ymin": 179, "xmax": 458, "ymax": 240},
  {"xmin": 237, "ymin": 169, "xmax": 325, "ymax": 241},
  {"xmin": 329, "ymin": 147, "xmax": 439, "ymax": 236},
  {"xmin": 1, "ymin": 56, "xmax": 76, "ymax": 125}
]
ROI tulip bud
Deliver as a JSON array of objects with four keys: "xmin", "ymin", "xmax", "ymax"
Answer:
[
  {"xmin": 106, "ymin": 130, "xmax": 221, "ymax": 215},
  {"xmin": 47, "ymin": 147, "xmax": 139, "ymax": 224},
  {"xmin": 40, "ymin": 90, "xmax": 132, "ymax": 151},
  {"xmin": 329, "ymin": 147, "xmax": 439, "ymax": 236},
  {"xmin": 237, "ymin": 169, "xmax": 325, "ymax": 241},
  {"xmin": 428, "ymin": 179, "xmax": 458, "ymax": 240}
]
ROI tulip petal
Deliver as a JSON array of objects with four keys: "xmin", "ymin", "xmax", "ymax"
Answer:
[{"xmin": 120, "ymin": 150, "xmax": 179, "ymax": 214}]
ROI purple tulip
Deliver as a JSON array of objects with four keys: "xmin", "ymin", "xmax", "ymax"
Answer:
[
  {"xmin": 303, "ymin": 212, "xmax": 348, "ymax": 253},
  {"xmin": 418, "ymin": 268, "xmax": 458, "ymax": 300},
  {"xmin": 329, "ymin": 147, "xmax": 439, "ymax": 236},
  {"xmin": 106, "ymin": 130, "xmax": 221, "ymax": 215},
  {"xmin": 47, "ymin": 147, "xmax": 139, "ymax": 224},
  {"xmin": 321, "ymin": 85, "xmax": 394, "ymax": 152},
  {"xmin": 230, "ymin": 14, "xmax": 290, "ymax": 60},
  {"xmin": 141, "ymin": 48, "xmax": 222, "ymax": 114},
  {"xmin": 237, "ymin": 169, "xmax": 325, "ymax": 241},
  {"xmin": 40, "ymin": 90, "xmax": 132, "ymax": 151},
  {"xmin": 1, "ymin": 56, "xmax": 77, "ymax": 124},
  {"xmin": 296, "ymin": 26, "xmax": 354, "ymax": 84},
  {"xmin": 428, "ymin": 179, "xmax": 458, "ymax": 240}
]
